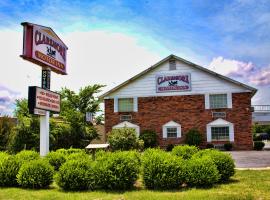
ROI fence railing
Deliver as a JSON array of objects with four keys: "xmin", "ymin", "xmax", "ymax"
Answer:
[{"xmin": 253, "ymin": 105, "xmax": 270, "ymax": 112}]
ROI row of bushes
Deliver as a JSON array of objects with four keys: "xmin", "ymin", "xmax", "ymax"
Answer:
[{"xmin": 0, "ymin": 146, "xmax": 235, "ymax": 190}]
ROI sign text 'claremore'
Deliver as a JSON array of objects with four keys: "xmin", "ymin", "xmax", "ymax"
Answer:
[{"xmin": 156, "ymin": 73, "xmax": 191, "ymax": 92}]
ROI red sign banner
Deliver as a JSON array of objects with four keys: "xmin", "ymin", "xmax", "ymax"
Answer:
[
  {"xmin": 156, "ymin": 73, "xmax": 191, "ymax": 93},
  {"xmin": 21, "ymin": 22, "xmax": 68, "ymax": 75},
  {"xmin": 28, "ymin": 86, "xmax": 61, "ymax": 113}
]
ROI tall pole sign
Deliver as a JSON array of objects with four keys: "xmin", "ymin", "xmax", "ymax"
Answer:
[{"xmin": 21, "ymin": 22, "xmax": 68, "ymax": 156}]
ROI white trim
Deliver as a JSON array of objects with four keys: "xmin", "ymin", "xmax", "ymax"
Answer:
[
  {"xmin": 114, "ymin": 97, "xmax": 118, "ymax": 112},
  {"xmin": 205, "ymin": 93, "xmax": 210, "ymax": 109},
  {"xmin": 162, "ymin": 121, "xmax": 181, "ymax": 139},
  {"xmin": 227, "ymin": 92, "xmax": 232, "ymax": 108},
  {"xmin": 103, "ymin": 91, "xmax": 251, "ymax": 99},
  {"xmin": 206, "ymin": 118, "xmax": 234, "ymax": 142},
  {"xmin": 133, "ymin": 97, "xmax": 138, "ymax": 112}
]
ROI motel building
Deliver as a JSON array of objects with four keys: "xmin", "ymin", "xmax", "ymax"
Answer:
[{"xmin": 100, "ymin": 55, "xmax": 257, "ymax": 150}]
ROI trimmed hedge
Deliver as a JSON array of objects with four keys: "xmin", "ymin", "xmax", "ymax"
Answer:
[
  {"xmin": 254, "ymin": 141, "xmax": 265, "ymax": 150},
  {"xmin": 139, "ymin": 130, "xmax": 157, "ymax": 148},
  {"xmin": 185, "ymin": 128, "xmax": 202, "ymax": 146},
  {"xmin": 186, "ymin": 157, "xmax": 220, "ymax": 187},
  {"xmin": 142, "ymin": 149, "xmax": 186, "ymax": 189},
  {"xmin": 0, "ymin": 152, "xmax": 9, "ymax": 165},
  {"xmin": 45, "ymin": 151, "xmax": 66, "ymax": 171},
  {"xmin": 193, "ymin": 149, "xmax": 235, "ymax": 182},
  {"xmin": 15, "ymin": 150, "xmax": 40, "ymax": 165},
  {"xmin": 94, "ymin": 151, "xmax": 140, "ymax": 190},
  {"xmin": 0, "ymin": 155, "xmax": 20, "ymax": 187},
  {"xmin": 172, "ymin": 145, "xmax": 199, "ymax": 159},
  {"xmin": 56, "ymin": 148, "xmax": 86, "ymax": 156},
  {"xmin": 56, "ymin": 159, "xmax": 94, "ymax": 191},
  {"xmin": 17, "ymin": 159, "xmax": 54, "ymax": 188},
  {"xmin": 66, "ymin": 152, "xmax": 90, "ymax": 161}
]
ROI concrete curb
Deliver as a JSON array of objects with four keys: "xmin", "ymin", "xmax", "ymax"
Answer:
[{"xmin": 235, "ymin": 167, "xmax": 270, "ymax": 170}]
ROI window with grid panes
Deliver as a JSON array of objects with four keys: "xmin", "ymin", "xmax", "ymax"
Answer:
[
  {"xmin": 118, "ymin": 98, "xmax": 134, "ymax": 112},
  {"xmin": 209, "ymin": 94, "xmax": 227, "ymax": 109},
  {"xmin": 167, "ymin": 127, "xmax": 177, "ymax": 138},
  {"xmin": 211, "ymin": 126, "xmax": 229, "ymax": 141}
]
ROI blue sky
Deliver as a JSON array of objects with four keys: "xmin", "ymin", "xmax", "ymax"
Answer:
[{"xmin": 0, "ymin": 0, "xmax": 269, "ymax": 115}]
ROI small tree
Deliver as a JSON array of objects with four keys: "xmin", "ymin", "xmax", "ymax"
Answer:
[
  {"xmin": 185, "ymin": 128, "xmax": 202, "ymax": 147},
  {"xmin": 108, "ymin": 128, "xmax": 143, "ymax": 151},
  {"xmin": 139, "ymin": 130, "xmax": 157, "ymax": 148}
]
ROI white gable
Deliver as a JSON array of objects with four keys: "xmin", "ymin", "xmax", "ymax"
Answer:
[
  {"xmin": 107, "ymin": 59, "xmax": 249, "ymax": 98},
  {"xmin": 113, "ymin": 121, "xmax": 140, "ymax": 135},
  {"xmin": 163, "ymin": 120, "xmax": 181, "ymax": 127},
  {"xmin": 207, "ymin": 118, "xmax": 232, "ymax": 126}
]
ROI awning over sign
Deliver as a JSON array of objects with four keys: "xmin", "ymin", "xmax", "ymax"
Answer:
[{"xmin": 85, "ymin": 143, "xmax": 109, "ymax": 149}]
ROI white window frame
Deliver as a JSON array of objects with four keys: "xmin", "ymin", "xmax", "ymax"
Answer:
[
  {"xmin": 114, "ymin": 97, "xmax": 138, "ymax": 112},
  {"xmin": 205, "ymin": 93, "xmax": 232, "ymax": 109},
  {"xmin": 162, "ymin": 121, "xmax": 181, "ymax": 139},
  {"xmin": 113, "ymin": 121, "xmax": 140, "ymax": 137},
  {"xmin": 206, "ymin": 118, "xmax": 234, "ymax": 142}
]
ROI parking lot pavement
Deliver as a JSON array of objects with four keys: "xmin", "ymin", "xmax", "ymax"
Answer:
[{"xmin": 228, "ymin": 151, "xmax": 270, "ymax": 169}]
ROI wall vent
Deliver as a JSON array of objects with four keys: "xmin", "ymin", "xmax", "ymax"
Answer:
[
  {"xmin": 120, "ymin": 115, "xmax": 132, "ymax": 122},
  {"xmin": 212, "ymin": 112, "xmax": 226, "ymax": 118},
  {"xmin": 169, "ymin": 59, "xmax": 176, "ymax": 70}
]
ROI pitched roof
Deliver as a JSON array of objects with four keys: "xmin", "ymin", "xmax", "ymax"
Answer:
[{"xmin": 99, "ymin": 54, "xmax": 257, "ymax": 99}]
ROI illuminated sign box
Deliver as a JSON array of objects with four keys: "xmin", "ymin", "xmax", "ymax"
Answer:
[
  {"xmin": 21, "ymin": 22, "xmax": 68, "ymax": 75},
  {"xmin": 28, "ymin": 86, "xmax": 61, "ymax": 114},
  {"xmin": 156, "ymin": 73, "xmax": 191, "ymax": 93}
]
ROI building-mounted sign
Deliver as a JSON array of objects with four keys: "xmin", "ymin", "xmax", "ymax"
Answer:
[
  {"xmin": 28, "ymin": 86, "xmax": 61, "ymax": 114},
  {"xmin": 156, "ymin": 73, "xmax": 191, "ymax": 93},
  {"xmin": 21, "ymin": 22, "xmax": 68, "ymax": 75}
]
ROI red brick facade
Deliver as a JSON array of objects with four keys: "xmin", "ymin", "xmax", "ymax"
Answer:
[{"xmin": 105, "ymin": 92, "xmax": 253, "ymax": 150}]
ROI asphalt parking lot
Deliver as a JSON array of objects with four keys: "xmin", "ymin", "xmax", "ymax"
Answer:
[{"xmin": 229, "ymin": 151, "xmax": 270, "ymax": 169}]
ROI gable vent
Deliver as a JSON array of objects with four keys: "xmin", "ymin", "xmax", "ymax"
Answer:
[{"xmin": 169, "ymin": 59, "xmax": 176, "ymax": 70}]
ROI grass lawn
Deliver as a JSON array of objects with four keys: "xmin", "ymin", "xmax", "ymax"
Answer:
[{"xmin": 0, "ymin": 170, "xmax": 270, "ymax": 200}]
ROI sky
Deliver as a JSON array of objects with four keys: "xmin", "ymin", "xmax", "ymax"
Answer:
[{"xmin": 0, "ymin": 0, "xmax": 269, "ymax": 116}]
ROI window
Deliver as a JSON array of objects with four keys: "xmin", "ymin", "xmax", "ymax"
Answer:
[
  {"xmin": 206, "ymin": 118, "xmax": 234, "ymax": 142},
  {"xmin": 209, "ymin": 94, "xmax": 227, "ymax": 109},
  {"xmin": 162, "ymin": 121, "xmax": 181, "ymax": 138},
  {"xmin": 211, "ymin": 126, "xmax": 229, "ymax": 141},
  {"xmin": 167, "ymin": 127, "xmax": 177, "ymax": 138},
  {"xmin": 118, "ymin": 98, "xmax": 134, "ymax": 112}
]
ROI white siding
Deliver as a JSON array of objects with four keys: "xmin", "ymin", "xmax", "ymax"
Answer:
[{"xmin": 106, "ymin": 60, "xmax": 249, "ymax": 98}]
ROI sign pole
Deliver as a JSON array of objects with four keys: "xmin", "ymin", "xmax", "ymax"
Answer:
[{"xmin": 40, "ymin": 68, "xmax": 51, "ymax": 156}]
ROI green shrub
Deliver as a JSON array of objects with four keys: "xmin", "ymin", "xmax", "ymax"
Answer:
[
  {"xmin": 56, "ymin": 159, "xmax": 94, "ymax": 191},
  {"xmin": 224, "ymin": 143, "xmax": 233, "ymax": 151},
  {"xmin": 94, "ymin": 151, "xmax": 140, "ymax": 190},
  {"xmin": 0, "ymin": 152, "xmax": 9, "ymax": 165},
  {"xmin": 56, "ymin": 148, "xmax": 85, "ymax": 156},
  {"xmin": 185, "ymin": 128, "xmax": 202, "ymax": 146},
  {"xmin": 66, "ymin": 152, "xmax": 90, "ymax": 161},
  {"xmin": 254, "ymin": 141, "xmax": 265, "ymax": 150},
  {"xmin": 186, "ymin": 157, "xmax": 219, "ymax": 187},
  {"xmin": 193, "ymin": 149, "xmax": 235, "ymax": 182},
  {"xmin": 142, "ymin": 148, "xmax": 186, "ymax": 189},
  {"xmin": 172, "ymin": 145, "xmax": 199, "ymax": 159},
  {"xmin": 139, "ymin": 130, "xmax": 157, "ymax": 148},
  {"xmin": 15, "ymin": 150, "xmax": 40, "ymax": 165},
  {"xmin": 45, "ymin": 151, "xmax": 66, "ymax": 171},
  {"xmin": 0, "ymin": 155, "xmax": 20, "ymax": 186},
  {"xmin": 108, "ymin": 128, "xmax": 142, "ymax": 151},
  {"xmin": 17, "ymin": 159, "xmax": 54, "ymax": 189}
]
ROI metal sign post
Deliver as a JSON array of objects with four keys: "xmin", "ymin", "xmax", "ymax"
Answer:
[{"xmin": 40, "ymin": 68, "xmax": 50, "ymax": 156}]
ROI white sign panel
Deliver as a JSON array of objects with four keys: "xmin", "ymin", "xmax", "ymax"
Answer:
[
  {"xmin": 156, "ymin": 73, "xmax": 191, "ymax": 93},
  {"xmin": 32, "ymin": 25, "xmax": 67, "ymax": 74},
  {"xmin": 35, "ymin": 87, "xmax": 61, "ymax": 112}
]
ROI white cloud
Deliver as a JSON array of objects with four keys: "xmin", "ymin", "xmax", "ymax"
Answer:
[{"xmin": 0, "ymin": 29, "xmax": 162, "ymax": 115}]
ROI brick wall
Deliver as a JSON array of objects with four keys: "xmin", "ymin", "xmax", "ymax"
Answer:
[{"xmin": 104, "ymin": 92, "xmax": 253, "ymax": 150}]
